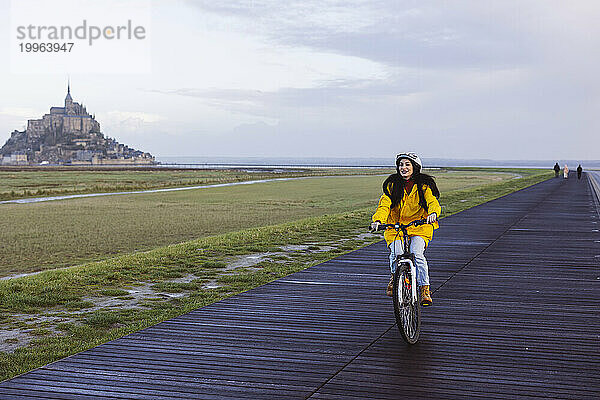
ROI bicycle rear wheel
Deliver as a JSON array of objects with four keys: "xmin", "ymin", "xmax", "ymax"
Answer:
[{"xmin": 393, "ymin": 264, "xmax": 421, "ymax": 344}]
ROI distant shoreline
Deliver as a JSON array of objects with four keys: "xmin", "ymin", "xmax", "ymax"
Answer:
[
  {"xmin": 2, "ymin": 157, "xmax": 599, "ymax": 170},
  {"xmin": 157, "ymin": 157, "xmax": 600, "ymax": 169},
  {"xmin": 1, "ymin": 164, "xmax": 598, "ymax": 171}
]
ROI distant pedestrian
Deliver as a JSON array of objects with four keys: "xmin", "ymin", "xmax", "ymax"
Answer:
[
  {"xmin": 577, "ymin": 164, "xmax": 582, "ymax": 180},
  {"xmin": 563, "ymin": 164, "xmax": 569, "ymax": 179},
  {"xmin": 553, "ymin": 162, "xmax": 560, "ymax": 178}
]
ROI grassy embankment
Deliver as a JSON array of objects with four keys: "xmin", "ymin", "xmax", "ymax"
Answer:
[
  {"xmin": 0, "ymin": 169, "xmax": 551, "ymax": 381},
  {"xmin": 0, "ymin": 167, "xmax": 391, "ymax": 201}
]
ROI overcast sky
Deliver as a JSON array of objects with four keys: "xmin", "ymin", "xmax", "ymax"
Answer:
[{"xmin": 0, "ymin": 0, "xmax": 598, "ymax": 160}]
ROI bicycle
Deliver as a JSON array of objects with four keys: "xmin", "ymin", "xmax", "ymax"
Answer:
[{"xmin": 370, "ymin": 218, "xmax": 431, "ymax": 344}]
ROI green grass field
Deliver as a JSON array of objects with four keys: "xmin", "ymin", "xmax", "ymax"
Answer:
[
  {"xmin": 1, "ymin": 169, "xmax": 520, "ymax": 277},
  {"xmin": 0, "ymin": 168, "xmax": 551, "ymax": 381},
  {"xmin": 0, "ymin": 167, "xmax": 390, "ymax": 200}
]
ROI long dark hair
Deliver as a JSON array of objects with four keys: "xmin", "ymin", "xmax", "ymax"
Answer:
[{"xmin": 382, "ymin": 160, "xmax": 440, "ymax": 211}]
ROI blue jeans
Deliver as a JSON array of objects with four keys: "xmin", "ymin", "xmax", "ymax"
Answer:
[{"xmin": 389, "ymin": 236, "xmax": 430, "ymax": 286}]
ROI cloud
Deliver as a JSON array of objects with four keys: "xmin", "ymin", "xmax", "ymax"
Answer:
[
  {"xmin": 189, "ymin": 0, "xmax": 538, "ymax": 69},
  {"xmin": 0, "ymin": 107, "xmax": 44, "ymax": 119},
  {"xmin": 0, "ymin": 107, "xmax": 46, "ymax": 142},
  {"xmin": 97, "ymin": 111, "xmax": 165, "ymax": 138},
  {"xmin": 147, "ymin": 72, "xmax": 429, "ymax": 121},
  {"xmin": 102, "ymin": 111, "xmax": 165, "ymax": 124}
]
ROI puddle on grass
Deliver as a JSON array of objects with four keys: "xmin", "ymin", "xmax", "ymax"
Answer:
[
  {"xmin": 0, "ymin": 328, "xmax": 36, "ymax": 353},
  {"xmin": 222, "ymin": 243, "xmax": 343, "ymax": 274},
  {"xmin": 84, "ymin": 279, "xmax": 194, "ymax": 311},
  {"xmin": 202, "ymin": 280, "xmax": 221, "ymax": 289},
  {"xmin": 0, "ymin": 314, "xmax": 73, "ymax": 353},
  {"xmin": 167, "ymin": 273, "xmax": 198, "ymax": 283},
  {"xmin": 217, "ymin": 231, "xmax": 377, "ymax": 281},
  {"xmin": 279, "ymin": 245, "xmax": 310, "ymax": 252},
  {"xmin": 353, "ymin": 232, "xmax": 375, "ymax": 241},
  {"xmin": 205, "ymin": 243, "xmax": 339, "ymax": 288},
  {"xmin": 224, "ymin": 253, "xmax": 274, "ymax": 271}
]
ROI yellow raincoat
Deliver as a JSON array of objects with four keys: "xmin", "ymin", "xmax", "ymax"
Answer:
[{"xmin": 372, "ymin": 183, "xmax": 441, "ymax": 246}]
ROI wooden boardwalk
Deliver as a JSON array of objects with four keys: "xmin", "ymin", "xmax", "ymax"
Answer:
[{"xmin": 1, "ymin": 173, "xmax": 599, "ymax": 399}]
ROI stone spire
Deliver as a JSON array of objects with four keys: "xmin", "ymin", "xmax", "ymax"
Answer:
[{"xmin": 65, "ymin": 79, "xmax": 73, "ymax": 104}]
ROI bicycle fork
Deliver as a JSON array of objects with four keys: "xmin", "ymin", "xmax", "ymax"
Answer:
[{"xmin": 398, "ymin": 257, "xmax": 418, "ymax": 303}]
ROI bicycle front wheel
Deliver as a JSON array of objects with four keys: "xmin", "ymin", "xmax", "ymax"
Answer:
[{"xmin": 393, "ymin": 264, "xmax": 421, "ymax": 344}]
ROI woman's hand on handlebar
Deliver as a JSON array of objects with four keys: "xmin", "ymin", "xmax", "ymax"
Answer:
[
  {"xmin": 369, "ymin": 221, "xmax": 381, "ymax": 231},
  {"xmin": 426, "ymin": 213, "xmax": 437, "ymax": 224}
]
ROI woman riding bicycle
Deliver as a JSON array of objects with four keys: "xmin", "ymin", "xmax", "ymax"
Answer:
[{"xmin": 370, "ymin": 153, "xmax": 441, "ymax": 305}]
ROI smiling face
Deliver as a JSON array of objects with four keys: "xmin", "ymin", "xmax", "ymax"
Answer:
[{"xmin": 398, "ymin": 158, "xmax": 414, "ymax": 180}]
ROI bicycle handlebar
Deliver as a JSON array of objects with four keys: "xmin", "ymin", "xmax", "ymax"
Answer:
[{"xmin": 369, "ymin": 218, "xmax": 431, "ymax": 232}]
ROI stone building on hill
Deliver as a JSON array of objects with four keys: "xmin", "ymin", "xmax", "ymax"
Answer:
[{"xmin": 0, "ymin": 84, "xmax": 155, "ymax": 165}]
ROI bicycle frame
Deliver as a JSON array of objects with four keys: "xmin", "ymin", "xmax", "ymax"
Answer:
[{"xmin": 396, "ymin": 232, "xmax": 418, "ymax": 303}]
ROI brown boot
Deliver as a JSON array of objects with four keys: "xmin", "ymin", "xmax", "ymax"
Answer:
[
  {"xmin": 420, "ymin": 285, "xmax": 432, "ymax": 306},
  {"xmin": 386, "ymin": 275, "xmax": 393, "ymax": 297}
]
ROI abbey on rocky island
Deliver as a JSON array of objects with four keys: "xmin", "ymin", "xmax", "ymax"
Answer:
[{"xmin": 0, "ymin": 84, "xmax": 155, "ymax": 165}]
